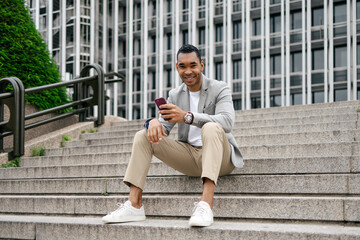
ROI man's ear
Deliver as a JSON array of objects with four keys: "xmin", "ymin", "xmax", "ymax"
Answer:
[
  {"xmin": 201, "ymin": 60, "xmax": 205, "ymax": 71},
  {"xmin": 176, "ymin": 62, "xmax": 179, "ymax": 71}
]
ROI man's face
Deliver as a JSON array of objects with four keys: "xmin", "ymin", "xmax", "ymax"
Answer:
[{"xmin": 176, "ymin": 52, "xmax": 205, "ymax": 92}]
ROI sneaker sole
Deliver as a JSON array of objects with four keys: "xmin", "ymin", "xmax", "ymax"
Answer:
[
  {"xmin": 189, "ymin": 220, "xmax": 213, "ymax": 227},
  {"xmin": 102, "ymin": 216, "xmax": 146, "ymax": 223}
]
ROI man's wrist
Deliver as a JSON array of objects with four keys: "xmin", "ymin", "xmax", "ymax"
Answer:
[
  {"xmin": 144, "ymin": 118, "xmax": 153, "ymax": 129},
  {"xmin": 184, "ymin": 112, "xmax": 193, "ymax": 124}
]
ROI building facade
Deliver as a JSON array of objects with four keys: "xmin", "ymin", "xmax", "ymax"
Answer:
[{"xmin": 27, "ymin": 0, "xmax": 360, "ymax": 120}]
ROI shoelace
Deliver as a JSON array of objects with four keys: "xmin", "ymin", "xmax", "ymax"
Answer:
[
  {"xmin": 110, "ymin": 202, "xmax": 131, "ymax": 215},
  {"xmin": 192, "ymin": 202, "xmax": 207, "ymax": 216}
]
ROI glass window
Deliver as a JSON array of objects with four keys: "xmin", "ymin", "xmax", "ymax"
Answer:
[
  {"xmin": 166, "ymin": 70, "xmax": 172, "ymax": 87},
  {"xmin": 199, "ymin": 0, "xmax": 206, "ymax": 6},
  {"xmin": 233, "ymin": 60, "xmax": 241, "ymax": 79},
  {"xmin": 312, "ymin": 49, "xmax": 324, "ymax": 70},
  {"xmin": 252, "ymin": 18, "xmax": 261, "ymax": 36},
  {"xmin": 136, "ymin": 3, "xmax": 141, "ymax": 19},
  {"xmin": 152, "ymin": 72, "xmax": 156, "ymax": 89},
  {"xmin": 233, "ymin": 99, "xmax": 241, "ymax": 110},
  {"xmin": 334, "ymin": 89, "xmax": 347, "ymax": 102},
  {"xmin": 334, "ymin": 3, "xmax": 346, "ymax": 23},
  {"xmin": 270, "ymin": 95, "xmax": 281, "ymax": 107},
  {"xmin": 357, "ymin": 1, "xmax": 360, "ymax": 19},
  {"xmin": 291, "ymin": 93, "xmax": 302, "ymax": 105},
  {"xmin": 291, "ymin": 52, "xmax": 302, "ymax": 72},
  {"xmin": 251, "ymin": 57, "xmax": 261, "ymax": 77},
  {"xmin": 233, "ymin": 82, "xmax": 242, "ymax": 93},
  {"xmin": 270, "ymin": 14, "xmax": 281, "ymax": 33},
  {"xmin": 151, "ymin": 36, "xmax": 156, "ymax": 52},
  {"xmin": 215, "ymin": 62, "xmax": 223, "ymax": 81},
  {"xmin": 334, "ymin": 46, "xmax": 347, "ymax": 68},
  {"xmin": 182, "ymin": 30, "xmax": 188, "ymax": 45},
  {"xmin": 270, "ymin": 55, "xmax": 281, "ymax": 75},
  {"xmin": 166, "ymin": 33, "xmax": 172, "ymax": 50},
  {"xmin": 291, "ymin": 10, "xmax": 302, "ymax": 30},
  {"xmin": 312, "ymin": 8, "xmax": 324, "ymax": 26},
  {"xmin": 251, "ymin": 97, "xmax": 261, "ymax": 109},
  {"xmin": 233, "ymin": 21, "xmax": 241, "ymax": 39},
  {"xmin": 357, "ymin": 44, "xmax": 360, "ymax": 65},
  {"xmin": 215, "ymin": 24, "xmax": 223, "ymax": 42},
  {"xmin": 199, "ymin": 27, "xmax": 205, "ymax": 45},
  {"xmin": 167, "ymin": 0, "xmax": 172, "ymax": 12},
  {"xmin": 312, "ymin": 91, "xmax": 324, "ymax": 103},
  {"xmin": 183, "ymin": 0, "xmax": 188, "ymax": 9}
]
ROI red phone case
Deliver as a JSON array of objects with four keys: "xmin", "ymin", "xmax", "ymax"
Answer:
[
  {"xmin": 155, "ymin": 97, "xmax": 169, "ymax": 121},
  {"xmin": 155, "ymin": 97, "xmax": 167, "ymax": 109}
]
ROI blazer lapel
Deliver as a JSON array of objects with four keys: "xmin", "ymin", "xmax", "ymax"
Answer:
[
  {"xmin": 198, "ymin": 75, "xmax": 208, "ymax": 113},
  {"xmin": 181, "ymin": 84, "xmax": 190, "ymax": 141}
]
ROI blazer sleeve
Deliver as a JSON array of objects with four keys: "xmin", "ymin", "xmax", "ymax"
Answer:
[
  {"xmin": 159, "ymin": 91, "xmax": 176, "ymax": 135},
  {"xmin": 191, "ymin": 85, "xmax": 235, "ymax": 133}
]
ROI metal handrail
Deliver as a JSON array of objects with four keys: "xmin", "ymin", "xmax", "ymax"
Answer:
[{"xmin": 0, "ymin": 63, "xmax": 123, "ymax": 159}]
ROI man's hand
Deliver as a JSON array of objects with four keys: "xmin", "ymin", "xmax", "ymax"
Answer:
[
  {"xmin": 147, "ymin": 119, "xmax": 167, "ymax": 144},
  {"xmin": 159, "ymin": 104, "xmax": 186, "ymax": 123}
]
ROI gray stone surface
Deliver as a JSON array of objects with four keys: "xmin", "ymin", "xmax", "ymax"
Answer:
[
  {"xmin": 20, "ymin": 152, "xmax": 132, "ymax": 167},
  {"xmin": 70, "ymin": 128, "xmax": 359, "ymax": 147},
  {"xmin": 0, "ymin": 174, "xmax": 356, "ymax": 194},
  {"xmin": 235, "ymin": 106, "xmax": 359, "ymax": 120},
  {"xmin": 2, "ymin": 156, "xmax": 352, "ymax": 179},
  {"xmin": 43, "ymin": 142, "xmax": 355, "ymax": 158},
  {"xmin": 2, "ymin": 100, "xmax": 360, "ymax": 239},
  {"xmin": 344, "ymin": 198, "xmax": 360, "ymax": 221},
  {"xmin": 104, "ymin": 113, "xmax": 358, "ymax": 132},
  {"xmin": 0, "ymin": 220, "xmax": 35, "ymax": 239},
  {"xmin": 351, "ymin": 156, "xmax": 360, "ymax": 172},
  {"xmin": 0, "ymin": 195, "xmax": 356, "ymax": 221},
  {"xmin": 1, "ymin": 215, "xmax": 360, "ymax": 240}
]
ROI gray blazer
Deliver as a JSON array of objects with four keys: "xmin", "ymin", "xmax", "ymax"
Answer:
[{"xmin": 160, "ymin": 75, "xmax": 244, "ymax": 168}]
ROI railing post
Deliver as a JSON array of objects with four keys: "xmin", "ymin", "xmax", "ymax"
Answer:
[
  {"xmin": 0, "ymin": 77, "xmax": 25, "ymax": 159},
  {"xmin": 79, "ymin": 64, "xmax": 105, "ymax": 126}
]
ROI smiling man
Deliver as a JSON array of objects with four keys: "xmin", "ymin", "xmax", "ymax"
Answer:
[{"xmin": 102, "ymin": 44, "xmax": 244, "ymax": 227}]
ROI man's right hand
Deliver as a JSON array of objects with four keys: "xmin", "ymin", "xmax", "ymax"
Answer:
[{"xmin": 147, "ymin": 119, "xmax": 167, "ymax": 144}]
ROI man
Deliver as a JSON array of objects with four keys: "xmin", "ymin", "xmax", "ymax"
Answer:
[{"xmin": 102, "ymin": 44, "xmax": 243, "ymax": 227}]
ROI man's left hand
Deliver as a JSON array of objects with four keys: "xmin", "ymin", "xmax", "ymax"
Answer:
[{"xmin": 159, "ymin": 104, "xmax": 186, "ymax": 123}]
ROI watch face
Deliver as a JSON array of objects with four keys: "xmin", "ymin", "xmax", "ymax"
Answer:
[{"xmin": 184, "ymin": 112, "xmax": 192, "ymax": 124}]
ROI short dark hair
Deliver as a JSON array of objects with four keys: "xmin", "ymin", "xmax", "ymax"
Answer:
[{"xmin": 177, "ymin": 44, "xmax": 202, "ymax": 63}]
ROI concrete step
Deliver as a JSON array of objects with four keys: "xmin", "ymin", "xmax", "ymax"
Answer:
[
  {"xmin": 20, "ymin": 152, "xmax": 133, "ymax": 167},
  {"xmin": 6, "ymin": 156, "xmax": 360, "ymax": 179},
  {"xmin": 108, "ymin": 101, "xmax": 360, "ymax": 128},
  {"xmin": 44, "ymin": 141, "xmax": 360, "ymax": 159},
  {"xmin": 1, "ymin": 215, "xmax": 360, "ymax": 240},
  {"xmin": 67, "ymin": 129, "xmax": 360, "ymax": 148},
  {"xmin": 96, "ymin": 113, "xmax": 358, "ymax": 135},
  {"xmin": 234, "ymin": 99, "xmax": 360, "ymax": 115},
  {"xmin": 106, "ymin": 106, "xmax": 359, "ymax": 127},
  {"xmin": 84, "ymin": 121, "xmax": 357, "ymax": 143},
  {"xmin": 0, "ymin": 195, "xmax": 359, "ymax": 222},
  {"xmin": 236, "ymin": 106, "xmax": 358, "ymax": 120},
  {"xmin": 0, "ymin": 173, "xmax": 358, "ymax": 194}
]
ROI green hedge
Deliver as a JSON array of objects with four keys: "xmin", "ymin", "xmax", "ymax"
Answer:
[{"xmin": 0, "ymin": 0, "xmax": 70, "ymax": 110}]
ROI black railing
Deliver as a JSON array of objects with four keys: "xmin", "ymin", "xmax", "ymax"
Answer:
[{"xmin": 0, "ymin": 64, "xmax": 122, "ymax": 160}]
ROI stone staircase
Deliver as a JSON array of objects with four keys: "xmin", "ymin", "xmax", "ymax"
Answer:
[{"xmin": 1, "ymin": 101, "xmax": 360, "ymax": 239}]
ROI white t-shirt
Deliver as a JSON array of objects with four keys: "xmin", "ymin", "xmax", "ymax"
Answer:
[{"xmin": 187, "ymin": 91, "xmax": 202, "ymax": 146}]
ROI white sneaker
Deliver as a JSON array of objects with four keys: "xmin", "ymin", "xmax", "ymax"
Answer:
[
  {"xmin": 102, "ymin": 200, "xmax": 146, "ymax": 223},
  {"xmin": 188, "ymin": 201, "xmax": 214, "ymax": 227}
]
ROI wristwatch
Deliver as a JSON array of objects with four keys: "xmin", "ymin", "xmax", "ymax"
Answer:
[{"xmin": 184, "ymin": 112, "xmax": 193, "ymax": 124}]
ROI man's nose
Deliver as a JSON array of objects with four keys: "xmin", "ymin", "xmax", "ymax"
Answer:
[{"xmin": 184, "ymin": 68, "xmax": 192, "ymax": 75}]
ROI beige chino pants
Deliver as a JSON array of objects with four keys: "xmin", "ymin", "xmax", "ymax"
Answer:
[{"xmin": 123, "ymin": 122, "xmax": 235, "ymax": 190}]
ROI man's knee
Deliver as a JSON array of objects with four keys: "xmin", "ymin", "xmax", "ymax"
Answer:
[
  {"xmin": 133, "ymin": 129, "xmax": 148, "ymax": 144},
  {"xmin": 201, "ymin": 122, "xmax": 223, "ymax": 137}
]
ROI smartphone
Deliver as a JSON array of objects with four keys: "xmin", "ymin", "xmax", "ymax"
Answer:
[
  {"xmin": 155, "ymin": 97, "xmax": 170, "ymax": 121},
  {"xmin": 155, "ymin": 97, "xmax": 167, "ymax": 109}
]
